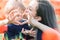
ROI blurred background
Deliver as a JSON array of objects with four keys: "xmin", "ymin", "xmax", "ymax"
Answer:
[
  {"xmin": 0, "ymin": 0, "xmax": 60, "ymax": 31},
  {"xmin": 49, "ymin": 0, "xmax": 60, "ymax": 32}
]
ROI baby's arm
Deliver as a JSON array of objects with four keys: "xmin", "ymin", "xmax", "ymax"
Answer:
[{"xmin": 0, "ymin": 19, "xmax": 9, "ymax": 26}]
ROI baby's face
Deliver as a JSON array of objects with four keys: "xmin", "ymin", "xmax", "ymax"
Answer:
[
  {"xmin": 15, "ymin": 9, "xmax": 23, "ymax": 20},
  {"xmin": 9, "ymin": 8, "xmax": 23, "ymax": 21}
]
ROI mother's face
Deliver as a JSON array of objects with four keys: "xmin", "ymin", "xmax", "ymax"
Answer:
[{"xmin": 24, "ymin": 6, "xmax": 42, "ymax": 21}]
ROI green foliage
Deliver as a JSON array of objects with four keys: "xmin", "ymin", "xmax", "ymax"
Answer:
[
  {"xmin": 5, "ymin": 33, "xmax": 8, "ymax": 40},
  {"xmin": 19, "ymin": 32, "xmax": 23, "ymax": 40}
]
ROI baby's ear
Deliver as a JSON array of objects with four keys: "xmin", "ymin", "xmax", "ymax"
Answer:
[{"xmin": 38, "ymin": 16, "xmax": 42, "ymax": 21}]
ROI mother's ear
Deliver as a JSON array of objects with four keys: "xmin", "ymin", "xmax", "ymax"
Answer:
[{"xmin": 35, "ymin": 16, "xmax": 42, "ymax": 21}]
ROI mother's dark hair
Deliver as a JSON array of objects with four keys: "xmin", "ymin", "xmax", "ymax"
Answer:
[{"xmin": 36, "ymin": 1, "xmax": 57, "ymax": 28}]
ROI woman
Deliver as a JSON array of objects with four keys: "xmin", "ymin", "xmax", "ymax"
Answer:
[
  {"xmin": 24, "ymin": 0, "xmax": 57, "ymax": 40},
  {"xmin": 21, "ymin": 0, "xmax": 57, "ymax": 40}
]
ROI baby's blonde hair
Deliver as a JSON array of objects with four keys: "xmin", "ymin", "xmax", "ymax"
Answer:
[{"xmin": 4, "ymin": 0, "xmax": 25, "ymax": 14}]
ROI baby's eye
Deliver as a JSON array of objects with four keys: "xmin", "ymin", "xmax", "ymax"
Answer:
[{"xmin": 16, "ymin": 15, "xmax": 20, "ymax": 17}]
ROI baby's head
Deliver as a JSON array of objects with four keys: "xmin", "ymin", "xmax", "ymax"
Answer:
[{"xmin": 9, "ymin": 8, "xmax": 24, "ymax": 20}]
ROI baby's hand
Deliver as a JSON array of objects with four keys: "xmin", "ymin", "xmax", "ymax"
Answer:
[{"xmin": 21, "ymin": 28, "xmax": 36, "ymax": 37}]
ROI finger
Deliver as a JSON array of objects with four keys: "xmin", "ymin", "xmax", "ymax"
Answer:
[
  {"xmin": 21, "ymin": 28, "xmax": 25, "ymax": 32},
  {"xmin": 30, "ymin": 28, "xmax": 34, "ymax": 31},
  {"xmin": 21, "ymin": 28, "xmax": 27, "ymax": 34},
  {"xmin": 32, "ymin": 31, "xmax": 36, "ymax": 34}
]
